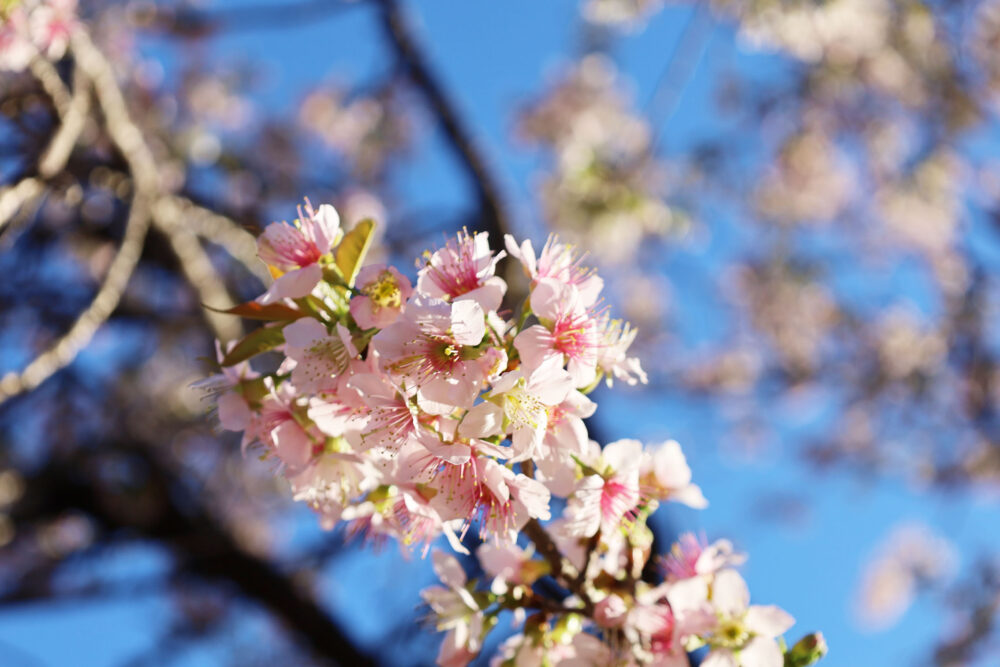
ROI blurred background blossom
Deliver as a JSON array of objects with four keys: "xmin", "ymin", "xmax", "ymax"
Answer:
[{"xmin": 2, "ymin": 0, "xmax": 1000, "ymax": 664}]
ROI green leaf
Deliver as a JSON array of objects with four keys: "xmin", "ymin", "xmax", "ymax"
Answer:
[
  {"xmin": 334, "ymin": 218, "xmax": 376, "ymax": 287},
  {"xmin": 207, "ymin": 300, "xmax": 305, "ymax": 322},
  {"xmin": 221, "ymin": 326, "xmax": 285, "ymax": 366}
]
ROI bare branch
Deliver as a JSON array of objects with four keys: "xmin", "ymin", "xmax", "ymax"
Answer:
[
  {"xmin": 376, "ymin": 0, "xmax": 512, "ymax": 246},
  {"xmin": 39, "ymin": 64, "xmax": 90, "ymax": 178},
  {"xmin": 28, "ymin": 56, "xmax": 71, "ymax": 116},
  {"xmin": 0, "ymin": 177, "xmax": 42, "ymax": 233},
  {"xmin": 152, "ymin": 197, "xmax": 243, "ymax": 342},
  {"xmin": 173, "ymin": 195, "xmax": 271, "ymax": 284},
  {"xmin": 0, "ymin": 32, "xmax": 158, "ymax": 405}
]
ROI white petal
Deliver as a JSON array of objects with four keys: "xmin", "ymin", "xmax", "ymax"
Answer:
[
  {"xmin": 745, "ymin": 605, "xmax": 795, "ymax": 638},
  {"xmin": 713, "ymin": 569, "xmax": 750, "ymax": 617},
  {"xmin": 672, "ymin": 484, "xmax": 709, "ymax": 509},
  {"xmin": 602, "ymin": 439, "xmax": 644, "ymax": 473},
  {"xmin": 432, "ymin": 549, "xmax": 467, "ymax": 589},
  {"xmin": 701, "ymin": 649, "xmax": 738, "ymax": 667},
  {"xmin": 666, "ymin": 576, "xmax": 709, "ymax": 614},
  {"xmin": 458, "ymin": 402, "xmax": 503, "ymax": 439},
  {"xmin": 738, "ymin": 637, "xmax": 783, "ymax": 667}
]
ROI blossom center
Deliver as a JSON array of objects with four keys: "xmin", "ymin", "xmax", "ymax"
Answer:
[{"xmin": 363, "ymin": 270, "xmax": 403, "ymax": 309}]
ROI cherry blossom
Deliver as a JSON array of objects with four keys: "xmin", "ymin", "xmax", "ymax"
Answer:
[
  {"xmin": 350, "ymin": 264, "xmax": 413, "ymax": 329},
  {"xmin": 701, "ymin": 570, "xmax": 796, "ymax": 667},
  {"xmin": 640, "ymin": 439, "xmax": 708, "ymax": 509},
  {"xmin": 417, "ymin": 229, "xmax": 506, "ymax": 311},
  {"xmin": 257, "ymin": 200, "xmax": 341, "ymax": 304},
  {"xmin": 563, "ymin": 438, "xmax": 642, "ymax": 537},
  {"xmin": 202, "ymin": 219, "xmax": 821, "ymax": 666}
]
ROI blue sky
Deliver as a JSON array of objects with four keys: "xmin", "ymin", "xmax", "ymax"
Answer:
[{"xmin": 0, "ymin": 1, "xmax": 996, "ymax": 664}]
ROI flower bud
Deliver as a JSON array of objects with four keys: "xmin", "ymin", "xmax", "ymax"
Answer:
[
  {"xmin": 593, "ymin": 593, "xmax": 628, "ymax": 628},
  {"xmin": 785, "ymin": 632, "xmax": 828, "ymax": 666}
]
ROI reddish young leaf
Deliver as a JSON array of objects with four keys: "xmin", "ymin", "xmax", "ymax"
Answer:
[{"xmin": 207, "ymin": 301, "xmax": 305, "ymax": 322}]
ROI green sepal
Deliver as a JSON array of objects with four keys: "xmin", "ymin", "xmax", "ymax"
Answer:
[{"xmin": 221, "ymin": 326, "xmax": 285, "ymax": 366}]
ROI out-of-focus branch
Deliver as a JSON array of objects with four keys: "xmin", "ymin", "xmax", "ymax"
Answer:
[
  {"xmin": 645, "ymin": 2, "xmax": 714, "ymax": 154},
  {"xmin": 0, "ymin": 177, "xmax": 42, "ymax": 233},
  {"xmin": 0, "ymin": 30, "xmax": 250, "ymax": 403},
  {"xmin": 174, "ymin": 195, "xmax": 271, "ymax": 284},
  {"xmin": 8, "ymin": 442, "xmax": 376, "ymax": 666},
  {"xmin": 375, "ymin": 0, "xmax": 512, "ymax": 246},
  {"xmin": 152, "ymin": 197, "xmax": 243, "ymax": 342},
  {"xmin": 522, "ymin": 519, "xmax": 595, "ymax": 616},
  {"xmin": 38, "ymin": 65, "xmax": 90, "ymax": 178},
  {"xmin": 153, "ymin": 0, "xmax": 361, "ymax": 36},
  {"xmin": 0, "ymin": 32, "xmax": 156, "ymax": 406},
  {"xmin": 29, "ymin": 57, "xmax": 71, "ymax": 116}
]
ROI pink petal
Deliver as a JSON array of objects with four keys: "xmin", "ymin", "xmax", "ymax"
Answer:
[
  {"xmin": 283, "ymin": 317, "xmax": 327, "ymax": 349},
  {"xmin": 449, "ymin": 299, "xmax": 486, "ymax": 346},
  {"xmin": 513, "ymin": 325, "xmax": 557, "ymax": 372},
  {"xmin": 271, "ymin": 420, "xmax": 313, "ymax": 470},
  {"xmin": 217, "ymin": 392, "xmax": 251, "ymax": 431},
  {"xmin": 458, "ymin": 402, "xmax": 503, "ymax": 439},
  {"xmin": 310, "ymin": 204, "xmax": 341, "ymax": 251},
  {"xmin": 259, "ymin": 263, "xmax": 322, "ymax": 303}
]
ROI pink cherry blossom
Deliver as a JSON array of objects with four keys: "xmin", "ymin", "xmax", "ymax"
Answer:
[
  {"xmin": 423, "ymin": 550, "xmax": 486, "ymax": 666},
  {"xmin": 504, "ymin": 233, "xmax": 604, "ymax": 307},
  {"xmin": 432, "ymin": 453, "xmax": 551, "ymax": 542},
  {"xmin": 640, "ymin": 439, "xmax": 708, "ymax": 509},
  {"xmin": 662, "ymin": 533, "xmax": 747, "ymax": 582},
  {"xmin": 533, "ymin": 389, "xmax": 596, "ymax": 496},
  {"xmin": 417, "ymin": 230, "xmax": 506, "ymax": 311},
  {"xmin": 459, "ymin": 355, "xmax": 575, "ymax": 461},
  {"xmin": 594, "ymin": 313, "xmax": 648, "ymax": 386},
  {"xmin": 349, "ymin": 264, "xmax": 413, "ymax": 329},
  {"xmin": 204, "ymin": 225, "xmax": 817, "ymax": 665},
  {"xmin": 257, "ymin": 201, "xmax": 340, "ymax": 303},
  {"xmin": 564, "ymin": 439, "xmax": 642, "ymax": 537},
  {"xmin": 290, "ymin": 450, "xmax": 378, "ymax": 529},
  {"xmin": 283, "ymin": 318, "xmax": 358, "ymax": 393},
  {"xmin": 194, "ymin": 341, "xmax": 259, "ymax": 435},
  {"xmin": 28, "ymin": 0, "xmax": 77, "ymax": 60},
  {"xmin": 477, "ymin": 542, "xmax": 542, "ymax": 594},
  {"xmin": 515, "ymin": 278, "xmax": 601, "ymax": 387},
  {"xmin": 372, "ymin": 297, "xmax": 490, "ymax": 412}
]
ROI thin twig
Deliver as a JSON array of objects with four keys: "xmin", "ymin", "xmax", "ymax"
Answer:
[
  {"xmin": 645, "ymin": 3, "xmax": 715, "ymax": 154},
  {"xmin": 153, "ymin": 197, "xmax": 243, "ymax": 342},
  {"xmin": 28, "ymin": 57, "xmax": 71, "ymax": 117},
  {"xmin": 0, "ymin": 177, "xmax": 42, "ymax": 233},
  {"xmin": 39, "ymin": 64, "xmax": 90, "ymax": 177},
  {"xmin": 173, "ymin": 195, "xmax": 271, "ymax": 284},
  {"xmin": 522, "ymin": 518, "xmax": 594, "ymax": 615},
  {"xmin": 0, "ymin": 31, "xmax": 157, "ymax": 405}
]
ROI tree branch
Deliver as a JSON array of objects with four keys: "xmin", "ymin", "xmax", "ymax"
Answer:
[{"xmin": 375, "ymin": 0, "xmax": 512, "ymax": 247}]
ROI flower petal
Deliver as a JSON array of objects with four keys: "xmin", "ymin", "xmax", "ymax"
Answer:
[{"xmin": 745, "ymin": 605, "xmax": 795, "ymax": 638}]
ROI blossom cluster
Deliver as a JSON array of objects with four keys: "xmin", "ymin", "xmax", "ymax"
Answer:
[
  {"xmin": 202, "ymin": 200, "xmax": 824, "ymax": 666},
  {"xmin": 518, "ymin": 55, "xmax": 677, "ymax": 263},
  {"xmin": 0, "ymin": 0, "xmax": 77, "ymax": 72}
]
